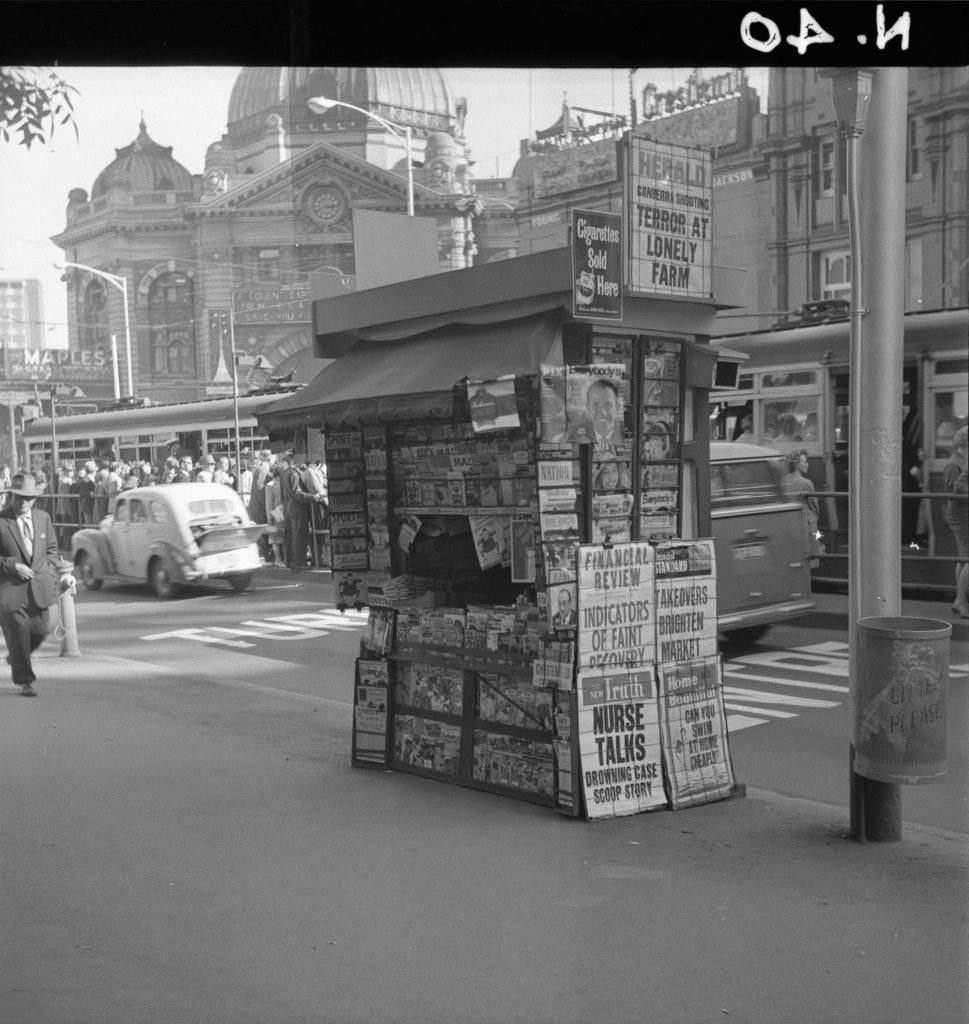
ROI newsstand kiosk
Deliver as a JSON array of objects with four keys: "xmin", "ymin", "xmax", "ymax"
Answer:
[{"xmin": 259, "ymin": 140, "xmax": 748, "ymax": 819}]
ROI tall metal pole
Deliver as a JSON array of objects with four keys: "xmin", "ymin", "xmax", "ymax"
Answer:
[
  {"xmin": 110, "ymin": 334, "xmax": 121, "ymax": 400},
  {"xmin": 49, "ymin": 385, "xmax": 58, "ymax": 487},
  {"xmin": 404, "ymin": 125, "xmax": 414, "ymax": 217},
  {"xmin": 228, "ymin": 301, "xmax": 243, "ymax": 495},
  {"xmin": 121, "ymin": 276, "xmax": 133, "ymax": 397},
  {"xmin": 850, "ymin": 67, "xmax": 909, "ymax": 841}
]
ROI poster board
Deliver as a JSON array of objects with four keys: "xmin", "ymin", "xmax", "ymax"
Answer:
[
  {"xmin": 352, "ymin": 658, "xmax": 390, "ymax": 767},
  {"xmin": 576, "ymin": 542, "xmax": 665, "ymax": 818},
  {"xmin": 657, "ymin": 656, "xmax": 736, "ymax": 808}
]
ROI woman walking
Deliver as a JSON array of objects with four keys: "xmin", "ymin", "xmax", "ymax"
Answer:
[
  {"xmin": 780, "ymin": 449, "xmax": 821, "ymax": 568},
  {"xmin": 942, "ymin": 425, "xmax": 969, "ymax": 618}
]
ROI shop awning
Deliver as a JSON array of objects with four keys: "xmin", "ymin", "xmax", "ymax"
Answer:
[{"xmin": 257, "ymin": 310, "xmax": 563, "ymax": 432}]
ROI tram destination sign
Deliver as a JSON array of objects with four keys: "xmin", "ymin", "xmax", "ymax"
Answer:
[{"xmin": 232, "ymin": 285, "xmax": 310, "ymax": 325}]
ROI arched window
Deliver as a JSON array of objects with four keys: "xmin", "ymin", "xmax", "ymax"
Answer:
[
  {"xmin": 81, "ymin": 278, "xmax": 109, "ymax": 350},
  {"xmin": 148, "ymin": 272, "xmax": 195, "ymax": 374}
]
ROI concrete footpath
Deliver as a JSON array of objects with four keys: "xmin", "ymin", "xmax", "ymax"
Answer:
[{"xmin": 0, "ymin": 583, "xmax": 966, "ymax": 1024}]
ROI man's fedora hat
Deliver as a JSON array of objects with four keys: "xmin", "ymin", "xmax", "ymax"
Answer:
[{"xmin": 7, "ymin": 474, "xmax": 43, "ymax": 498}]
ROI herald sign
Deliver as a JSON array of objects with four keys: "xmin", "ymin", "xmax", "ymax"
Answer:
[{"xmin": 626, "ymin": 137, "xmax": 713, "ymax": 299}]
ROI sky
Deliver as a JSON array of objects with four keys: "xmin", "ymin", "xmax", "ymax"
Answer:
[{"xmin": 0, "ymin": 66, "xmax": 768, "ymax": 350}]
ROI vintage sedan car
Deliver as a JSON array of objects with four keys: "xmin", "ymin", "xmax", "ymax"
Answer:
[
  {"xmin": 71, "ymin": 482, "xmax": 265, "ymax": 598},
  {"xmin": 710, "ymin": 441, "xmax": 816, "ymax": 642}
]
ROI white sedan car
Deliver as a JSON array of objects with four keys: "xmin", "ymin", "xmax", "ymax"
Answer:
[{"xmin": 71, "ymin": 482, "xmax": 265, "ymax": 598}]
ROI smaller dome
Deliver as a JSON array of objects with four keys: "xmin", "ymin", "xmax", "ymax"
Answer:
[
  {"xmin": 424, "ymin": 131, "xmax": 462, "ymax": 163},
  {"xmin": 92, "ymin": 120, "xmax": 193, "ymax": 198}
]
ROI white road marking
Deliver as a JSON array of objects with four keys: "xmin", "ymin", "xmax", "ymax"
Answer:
[
  {"xmin": 141, "ymin": 608, "xmax": 368, "ymax": 647},
  {"xmin": 723, "ymin": 703, "xmax": 799, "ymax": 719},
  {"xmin": 723, "ymin": 686, "xmax": 841, "ymax": 709},
  {"xmin": 726, "ymin": 649, "xmax": 849, "ymax": 677},
  {"xmin": 726, "ymin": 714, "xmax": 769, "ymax": 732},
  {"xmin": 724, "ymin": 668, "xmax": 848, "ymax": 694}
]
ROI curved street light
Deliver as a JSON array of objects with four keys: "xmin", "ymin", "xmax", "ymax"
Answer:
[
  {"xmin": 56, "ymin": 261, "xmax": 133, "ymax": 397},
  {"xmin": 307, "ymin": 96, "xmax": 414, "ymax": 216}
]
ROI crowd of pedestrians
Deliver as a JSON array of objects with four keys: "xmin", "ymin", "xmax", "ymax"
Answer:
[{"xmin": 4, "ymin": 450, "xmax": 329, "ymax": 571}]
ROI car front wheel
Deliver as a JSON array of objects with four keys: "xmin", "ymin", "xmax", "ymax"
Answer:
[
  {"xmin": 228, "ymin": 573, "xmax": 253, "ymax": 592},
  {"xmin": 75, "ymin": 551, "xmax": 103, "ymax": 592},
  {"xmin": 149, "ymin": 558, "xmax": 181, "ymax": 599}
]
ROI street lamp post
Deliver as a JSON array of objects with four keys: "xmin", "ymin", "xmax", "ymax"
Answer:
[
  {"xmin": 307, "ymin": 96, "xmax": 414, "ymax": 216},
  {"xmin": 57, "ymin": 261, "xmax": 134, "ymax": 397},
  {"xmin": 229, "ymin": 291, "xmax": 243, "ymax": 495}
]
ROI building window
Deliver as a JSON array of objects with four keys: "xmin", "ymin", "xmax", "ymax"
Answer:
[
  {"xmin": 819, "ymin": 138, "xmax": 835, "ymax": 197},
  {"xmin": 906, "ymin": 237, "xmax": 924, "ymax": 309},
  {"xmin": 256, "ymin": 249, "xmax": 281, "ymax": 283},
  {"xmin": 81, "ymin": 278, "xmax": 109, "ymax": 350},
  {"xmin": 907, "ymin": 119, "xmax": 922, "ymax": 180},
  {"xmin": 148, "ymin": 272, "xmax": 195, "ymax": 375},
  {"xmin": 821, "ymin": 250, "xmax": 851, "ymax": 300}
]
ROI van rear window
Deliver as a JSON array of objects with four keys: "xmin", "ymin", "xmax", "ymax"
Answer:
[{"xmin": 711, "ymin": 461, "xmax": 785, "ymax": 510}]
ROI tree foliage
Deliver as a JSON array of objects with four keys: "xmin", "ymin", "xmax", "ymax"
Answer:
[{"xmin": 0, "ymin": 66, "xmax": 78, "ymax": 148}]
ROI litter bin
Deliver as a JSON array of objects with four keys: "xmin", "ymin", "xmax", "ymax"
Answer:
[{"xmin": 854, "ymin": 616, "xmax": 951, "ymax": 784}]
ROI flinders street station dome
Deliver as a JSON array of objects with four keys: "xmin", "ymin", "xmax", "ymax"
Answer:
[{"xmin": 226, "ymin": 66, "xmax": 459, "ymax": 137}]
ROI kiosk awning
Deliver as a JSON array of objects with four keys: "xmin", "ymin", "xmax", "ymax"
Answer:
[{"xmin": 257, "ymin": 310, "xmax": 563, "ymax": 431}]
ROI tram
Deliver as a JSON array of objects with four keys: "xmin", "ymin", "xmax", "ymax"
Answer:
[
  {"xmin": 21, "ymin": 391, "xmax": 289, "ymax": 471},
  {"xmin": 710, "ymin": 306, "xmax": 969, "ymax": 592}
]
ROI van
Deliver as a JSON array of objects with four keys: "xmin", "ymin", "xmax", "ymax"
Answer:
[{"xmin": 710, "ymin": 441, "xmax": 815, "ymax": 641}]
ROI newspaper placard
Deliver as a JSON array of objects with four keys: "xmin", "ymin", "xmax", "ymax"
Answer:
[
  {"xmin": 658, "ymin": 657, "xmax": 736, "ymax": 808},
  {"xmin": 653, "ymin": 539, "xmax": 717, "ymax": 663},
  {"xmin": 627, "ymin": 137, "xmax": 713, "ymax": 299},
  {"xmin": 577, "ymin": 667, "xmax": 666, "ymax": 819},
  {"xmin": 577, "ymin": 542, "xmax": 656, "ymax": 670},
  {"xmin": 353, "ymin": 657, "xmax": 390, "ymax": 764}
]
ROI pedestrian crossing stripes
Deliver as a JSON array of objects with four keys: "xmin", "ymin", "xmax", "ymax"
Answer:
[
  {"xmin": 723, "ymin": 638, "xmax": 966, "ymax": 733},
  {"xmin": 723, "ymin": 641, "xmax": 850, "ymax": 733}
]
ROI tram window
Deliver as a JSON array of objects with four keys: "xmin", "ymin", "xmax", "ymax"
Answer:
[
  {"xmin": 710, "ymin": 401, "xmax": 755, "ymax": 442},
  {"xmin": 764, "ymin": 398, "xmax": 819, "ymax": 443},
  {"xmin": 761, "ymin": 370, "xmax": 817, "ymax": 388},
  {"xmin": 933, "ymin": 388, "xmax": 969, "ymax": 460},
  {"xmin": 736, "ymin": 374, "xmax": 754, "ymax": 391},
  {"xmin": 935, "ymin": 358, "xmax": 969, "ymax": 376}
]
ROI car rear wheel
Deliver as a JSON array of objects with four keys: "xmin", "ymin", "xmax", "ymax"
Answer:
[
  {"xmin": 75, "ymin": 552, "xmax": 103, "ymax": 592},
  {"xmin": 228, "ymin": 573, "xmax": 253, "ymax": 592},
  {"xmin": 149, "ymin": 558, "xmax": 181, "ymax": 599}
]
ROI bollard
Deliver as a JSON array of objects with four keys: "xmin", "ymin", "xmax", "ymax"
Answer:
[{"xmin": 56, "ymin": 558, "xmax": 82, "ymax": 657}]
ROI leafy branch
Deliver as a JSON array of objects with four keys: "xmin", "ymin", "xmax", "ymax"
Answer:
[{"xmin": 0, "ymin": 66, "xmax": 79, "ymax": 149}]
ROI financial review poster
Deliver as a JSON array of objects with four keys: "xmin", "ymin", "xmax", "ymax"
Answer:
[
  {"xmin": 626, "ymin": 137, "xmax": 713, "ymax": 299},
  {"xmin": 572, "ymin": 209, "xmax": 622, "ymax": 320}
]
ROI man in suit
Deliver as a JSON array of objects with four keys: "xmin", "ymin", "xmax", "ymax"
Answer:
[
  {"xmin": 551, "ymin": 588, "xmax": 576, "ymax": 629},
  {"xmin": 0, "ymin": 474, "xmax": 65, "ymax": 696}
]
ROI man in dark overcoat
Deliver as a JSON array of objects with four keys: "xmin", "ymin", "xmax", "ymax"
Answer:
[{"xmin": 0, "ymin": 474, "xmax": 64, "ymax": 696}]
